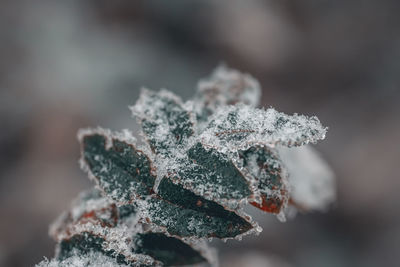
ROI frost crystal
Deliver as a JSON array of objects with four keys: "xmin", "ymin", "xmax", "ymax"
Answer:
[
  {"xmin": 36, "ymin": 251, "xmax": 131, "ymax": 267},
  {"xmin": 39, "ymin": 66, "xmax": 335, "ymax": 267},
  {"xmin": 200, "ymin": 104, "xmax": 327, "ymax": 152}
]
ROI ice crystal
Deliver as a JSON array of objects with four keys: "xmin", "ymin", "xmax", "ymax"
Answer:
[{"xmin": 39, "ymin": 66, "xmax": 335, "ymax": 266}]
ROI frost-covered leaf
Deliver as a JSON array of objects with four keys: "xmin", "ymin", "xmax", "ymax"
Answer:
[
  {"xmin": 175, "ymin": 142, "xmax": 252, "ymax": 204},
  {"xmin": 56, "ymin": 232, "xmax": 147, "ymax": 266},
  {"xmin": 49, "ymin": 192, "xmax": 151, "ymax": 266},
  {"xmin": 49, "ymin": 190, "xmax": 118, "ymax": 241},
  {"xmin": 140, "ymin": 178, "xmax": 256, "ymax": 239},
  {"xmin": 79, "ymin": 128, "xmax": 156, "ymax": 203},
  {"xmin": 54, "ymin": 220, "xmax": 159, "ymax": 266},
  {"xmin": 133, "ymin": 233, "xmax": 207, "ymax": 266},
  {"xmin": 50, "ymin": 190, "xmax": 138, "ymax": 241},
  {"xmin": 193, "ymin": 65, "xmax": 261, "ymax": 130},
  {"xmin": 130, "ymin": 89, "xmax": 194, "ymax": 156},
  {"xmin": 278, "ymin": 146, "xmax": 335, "ymax": 211},
  {"xmin": 200, "ymin": 104, "xmax": 327, "ymax": 152},
  {"xmin": 239, "ymin": 147, "xmax": 289, "ymax": 214}
]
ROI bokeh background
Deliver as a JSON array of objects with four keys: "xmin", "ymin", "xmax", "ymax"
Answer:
[{"xmin": 1, "ymin": 1, "xmax": 399, "ymax": 266}]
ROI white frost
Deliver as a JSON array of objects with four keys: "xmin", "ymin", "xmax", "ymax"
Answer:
[
  {"xmin": 36, "ymin": 251, "xmax": 130, "ymax": 267},
  {"xmin": 200, "ymin": 104, "xmax": 327, "ymax": 152}
]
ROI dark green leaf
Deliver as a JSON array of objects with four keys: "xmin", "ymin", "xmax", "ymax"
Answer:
[
  {"xmin": 57, "ymin": 232, "xmax": 137, "ymax": 266},
  {"xmin": 79, "ymin": 130, "xmax": 156, "ymax": 203},
  {"xmin": 143, "ymin": 178, "xmax": 254, "ymax": 239},
  {"xmin": 133, "ymin": 233, "xmax": 206, "ymax": 266},
  {"xmin": 131, "ymin": 89, "xmax": 194, "ymax": 155},
  {"xmin": 177, "ymin": 142, "xmax": 252, "ymax": 202}
]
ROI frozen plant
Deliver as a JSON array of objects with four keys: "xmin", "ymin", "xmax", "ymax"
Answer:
[{"xmin": 37, "ymin": 66, "xmax": 335, "ymax": 267}]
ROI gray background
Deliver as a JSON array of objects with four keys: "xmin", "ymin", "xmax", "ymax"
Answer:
[{"xmin": 0, "ymin": 1, "xmax": 399, "ymax": 266}]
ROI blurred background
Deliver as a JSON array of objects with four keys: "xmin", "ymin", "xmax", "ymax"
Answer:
[{"xmin": 1, "ymin": 0, "xmax": 399, "ymax": 266}]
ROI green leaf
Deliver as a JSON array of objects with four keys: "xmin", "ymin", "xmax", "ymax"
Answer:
[
  {"xmin": 142, "ymin": 178, "xmax": 254, "ymax": 239},
  {"xmin": 57, "ymin": 232, "xmax": 136, "ymax": 266},
  {"xmin": 79, "ymin": 129, "xmax": 156, "ymax": 203},
  {"xmin": 201, "ymin": 104, "xmax": 327, "ymax": 151},
  {"xmin": 239, "ymin": 147, "xmax": 288, "ymax": 214},
  {"xmin": 131, "ymin": 89, "xmax": 194, "ymax": 156},
  {"xmin": 177, "ymin": 142, "xmax": 252, "ymax": 203},
  {"xmin": 133, "ymin": 233, "xmax": 206, "ymax": 266}
]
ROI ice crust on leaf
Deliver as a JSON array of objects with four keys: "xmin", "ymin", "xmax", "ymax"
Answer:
[
  {"xmin": 200, "ymin": 104, "xmax": 327, "ymax": 152},
  {"xmin": 78, "ymin": 128, "xmax": 156, "ymax": 204},
  {"xmin": 278, "ymin": 146, "xmax": 336, "ymax": 211},
  {"xmin": 130, "ymin": 89, "xmax": 195, "ymax": 156},
  {"xmin": 194, "ymin": 65, "xmax": 261, "ymax": 131}
]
